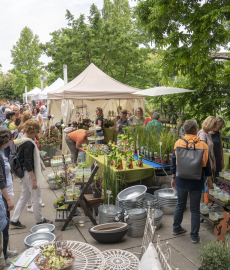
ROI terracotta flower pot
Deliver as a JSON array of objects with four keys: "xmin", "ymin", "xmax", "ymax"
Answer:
[{"xmin": 161, "ymin": 160, "xmax": 167, "ymax": 165}]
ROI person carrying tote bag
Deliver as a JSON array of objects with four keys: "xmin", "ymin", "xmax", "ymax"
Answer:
[{"xmin": 170, "ymin": 120, "xmax": 212, "ymax": 244}]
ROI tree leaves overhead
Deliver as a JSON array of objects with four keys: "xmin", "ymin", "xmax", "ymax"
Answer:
[
  {"xmin": 10, "ymin": 26, "xmax": 43, "ymax": 95},
  {"xmin": 42, "ymin": 0, "xmax": 160, "ymax": 89},
  {"xmin": 136, "ymin": 0, "xmax": 230, "ymax": 122}
]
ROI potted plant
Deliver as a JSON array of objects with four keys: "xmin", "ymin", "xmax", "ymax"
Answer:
[
  {"xmin": 91, "ymin": 174, "xmax": 103, "ymax": 198},
  {"xmin": 116, "ymin": 156, "xmax": 123, "ymax": 170},
  {"xmin": 198, "ymin": 238, "xmax": 230, "ymax": 270},
  {"xmin": 127, "ymin": 156, "xmax": 134, "ymax": 169},
  {"xmin": 136, "ymin": 156, "xmax": 143, "ymax": 167},
  {"xmin": 38, "ymin": 131, "xmax": 61, "ymax": 159}
]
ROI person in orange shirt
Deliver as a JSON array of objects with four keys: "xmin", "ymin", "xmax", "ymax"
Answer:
[
  {"xmin": 66, "ymin": 129, "xmax": 94, "ymax": 167},
  {"xmin": 170, "ymin": 120, "xmax": 212, "ymax": 244}
]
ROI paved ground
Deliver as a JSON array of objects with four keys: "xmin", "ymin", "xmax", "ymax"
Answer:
[{"xmin": 6, "ymin": 166, "xmax": 225, "ymax": 270}]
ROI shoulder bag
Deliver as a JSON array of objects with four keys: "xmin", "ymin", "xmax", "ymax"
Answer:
[{"xmin": 176, "ymin": 139, "xmax": 204, "ymax": 180}]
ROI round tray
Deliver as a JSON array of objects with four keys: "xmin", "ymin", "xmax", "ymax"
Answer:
[
  {"xmin": 34, "ymin": 254, "xmax": 75, "ymax": 270},
  {"xmin": 37, "ymin": 241, "xmax": 105, "ymax": 270}
]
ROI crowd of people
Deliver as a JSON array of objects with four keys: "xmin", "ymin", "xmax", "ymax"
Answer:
[
  {"xmin": 0, "ymin": 99, "xmax": 227, "ymax": 267},
  {"xmin": 0, "ymin": 101, "xmax": 50, "ymax": 268}
]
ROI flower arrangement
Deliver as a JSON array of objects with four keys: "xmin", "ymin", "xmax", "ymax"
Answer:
[
  {"xmin": 38, "ymin": 132, "xmax": 62, "ymax": 148},
  {"xmin": 220, "ymin": 183, "xmax": 230, "ymax": 193}
]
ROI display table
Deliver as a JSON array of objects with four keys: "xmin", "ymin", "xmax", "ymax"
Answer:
[
  {"xmin": 86, "ymin": 152, "xmax": 156, "ymax": 183},
  {"xmin": 223, "ymin": 152, "xmax": 230, "ymax": 172}
]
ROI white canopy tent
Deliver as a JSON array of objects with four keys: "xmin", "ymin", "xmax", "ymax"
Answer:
[
  {"xmin": 31, "ymin": 86, "xmax": 48, "ymax": 101},
  {"xmin": 32, "ymin": 78, "xmax": 64, "ymax": 101},
  {"xmin": 48, "ymin": 63, "xmax": 145, "ymax": 100},
  {"xmin": 23, "ymin": 87, "xmax": 41, "ymax": 102},
  {"xmin": 47, "ymin": 64, "xmax": 145, "ymax": 125},
  {"xmin": 133, "ymin": 86, "xmax": 194, "ymax": 96}
]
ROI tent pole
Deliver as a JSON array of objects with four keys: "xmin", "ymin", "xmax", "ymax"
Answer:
[{"xmin": 161, "ymin": 96, "xmax": 162, "ymax": 114}]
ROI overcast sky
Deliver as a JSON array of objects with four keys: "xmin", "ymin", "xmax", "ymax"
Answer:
[{"xmin": 0, "ymin": 0, "xmax": 136, "ymax": 73}]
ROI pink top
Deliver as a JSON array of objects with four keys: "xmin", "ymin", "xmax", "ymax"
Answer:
[{"xmin": 198, "ymin": 129, "xmax": 215, "ymax": 166}]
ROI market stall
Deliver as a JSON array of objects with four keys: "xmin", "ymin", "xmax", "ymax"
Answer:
[
  {"xmin": 47, "ymin": 63, "xmax": 145, "ymax": 125},
  {"xmin": 23, "ymin": 86, "xmax": 41, "ymax": 103},
  {"xmin": 32, "ymin": 78, "xmax": 64, "ymax": 101}
]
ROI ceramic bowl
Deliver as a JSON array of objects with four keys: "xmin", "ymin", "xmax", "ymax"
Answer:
[{"xmin": 89, "ymin": 227, "xmax": 128, "ymax": 243}]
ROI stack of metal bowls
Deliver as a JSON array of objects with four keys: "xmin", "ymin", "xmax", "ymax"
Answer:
[
  {"xmin": 98, "ymin": 205, "xmax": 123, "ymax": 224},
  {"xmin": 143, "ymin": 193, "xmax": 158, "ymax": 209},
  {"xmin": 116, "ymin": 185, "xmax": 147, "ymax": 214},
  {"xmin": 154, "ymin": 188, "xmax": 178, "ymax": 215},
  {"xmin": 150, "ymin": 209, "xmax": 163, "ymax": 229},
  {"xmin": 124, "ymin": 208, "xmax": 147, "ymax": 238}
]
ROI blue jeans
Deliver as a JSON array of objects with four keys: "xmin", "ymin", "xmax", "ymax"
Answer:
[
  {"xmin": 173, "ymin": 187, "xmax": 202, "ymax": 241},
  {"xmin": 96, "ymin": 130, "xmax": 103, "ymax": 144}
]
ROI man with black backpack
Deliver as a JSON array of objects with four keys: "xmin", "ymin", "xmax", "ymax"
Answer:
[{"xmin": 1, "ymin": 112, "xmax": 16, "ymax": 159}]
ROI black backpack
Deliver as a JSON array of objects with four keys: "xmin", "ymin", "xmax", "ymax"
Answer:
[{"xmin": 9, "ymin": 146, "xmax": 24, "ymax": 178}]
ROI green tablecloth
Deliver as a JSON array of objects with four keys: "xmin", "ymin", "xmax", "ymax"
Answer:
[
  {"xmin": 86, "ymin": 152, "xmax": 156, "ymax": 183},
  {"xmin": 103, "ymin": 128, "xmax": 118, "ymax": 144},
  {"xmin": 223, "ymin": 152, "xmax": 230, "ymax": 172}
]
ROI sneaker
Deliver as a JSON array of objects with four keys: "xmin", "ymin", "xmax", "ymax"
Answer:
[
  {"xmin": 36, "ymin": 218, "xmax": 53, "ymax": 225},
  {"xmin": 42, "ymin": 203, "xmax": 45, "ymax": 207},
  {"xmin": 7, "ymin": 250, "xmax": 18, "ymax": 258},
  {"xmin": 27, "ymin": 206, "xmax": 33, "ymax": 212},
  {"xmin": 10, "ymin": 221, "xmax": 26, "ymax": 229},
  {"xmin": 173, "ymin": 227, "xmax": 187, "ymax": 235},
  {"xmin": 191, "ymin": 236, "xmax": 200, "ymax": 244},
  {"xmin": 5, "ymin": 258, "xmax": 11, "ymax": 266}
]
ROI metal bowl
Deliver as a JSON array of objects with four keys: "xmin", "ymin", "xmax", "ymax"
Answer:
[
  {"xmin": 47, "ymin": 178, "xmax": 61, "ymax": 190},
  {"xmin": 24, "ymin": 232, "xmax": 56, "ymax": 248},
  {"xmin": 126, "ymin": 208, "xmax": 146, "ymax": 216},
  {"xmin": 155, "ymin": 188, "xmax": 177, "ymax": 199},
  {"xmin": 98, "ymin": 205, "xmax": 122, "ymax": 216},
  {"xmin": 160, "ymin": 206, "xmax": 176, "ymax": 215},
  {"xmin": 30, "ymin": 224, "xmax": 55, "ymax": 234},
  {"xmin": 145, "ymin": 193, "xmax": 157, "ymax": 202},
  {"xmin": 117, "ymin": 185, "xmax": 147, "ymax": 202}
]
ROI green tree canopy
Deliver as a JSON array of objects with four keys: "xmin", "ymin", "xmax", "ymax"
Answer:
[
  {"xmin": 136, "ymin": 0, "xmax": 230, "ymax": 122},
  {"xmin": 11, "ymin": 26, "xmax": 43, "ymax": 96},
  {"xmin": 42, "ymin": 0, "xmax": 160, "ymax": 89},
  {"xmin": 0, "ymin": 72, "xmax": 15, "ymax": 100}
]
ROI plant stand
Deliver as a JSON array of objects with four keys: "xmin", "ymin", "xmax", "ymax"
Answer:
[
  {"xmin": 55, "ymin": 161, "xmax": 99, "ymax": 231},
  {"xmin": 200, "ymin": 213, "xmax": 219, "ymax": 227},
  {"xmin": 200, "ymin": 178, "xmax": 230, "ymax": 226}
]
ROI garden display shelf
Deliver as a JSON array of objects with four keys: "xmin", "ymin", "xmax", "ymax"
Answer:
[
  {"xmin": 55, "ymin": 161, "xmax": 99, "ymax": 230},
  {"xmin": 207, "ymin": 194, "xmax": 230, "ymax": 207},
  {"xmin": 216, "ymin": 176, "xmax": 230, "ymax": 186},
  {"xmin": 200, "ymin": 213, "xmax": 219, "ymax": 227}
]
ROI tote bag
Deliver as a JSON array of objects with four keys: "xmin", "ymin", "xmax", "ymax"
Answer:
[{"xmin": 176, "ymin": 139, "xmax": 204, "ymax": 180}]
